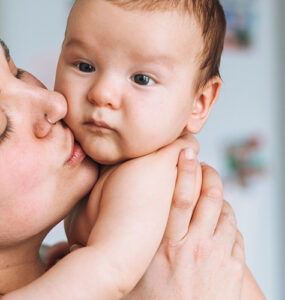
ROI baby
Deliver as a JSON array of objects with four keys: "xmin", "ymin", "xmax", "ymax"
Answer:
[{"xmin": 54, "ymin": 0, "xmax": 225, "ymax": 298}]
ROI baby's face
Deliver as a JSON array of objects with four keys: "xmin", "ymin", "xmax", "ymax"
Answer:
[{"xmin": 55, "ymin": 0, "xmax": 203, "ymax": 164}]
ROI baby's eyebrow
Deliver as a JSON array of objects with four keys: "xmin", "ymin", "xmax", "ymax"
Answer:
[
  {"xmin": 136, "ymin": 54, "xmax": 175, "ymax": 70},
  {"xmin": 64, "ymin": 38, "xmax": 175, "ymax": 71},
  {"xmin": 0, "ymin": 39, "xmax": 10, "ymax": 63}
]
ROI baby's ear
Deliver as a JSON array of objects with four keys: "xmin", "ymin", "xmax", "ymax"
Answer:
[{"xmin": 186, "ymin": 76, "xmax": 222, "ymax": 134}]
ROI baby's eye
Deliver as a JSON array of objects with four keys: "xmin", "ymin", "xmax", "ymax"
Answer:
[
  {"xmin": 76, "ymin": 62, "xmax": 95, "ymax": 73},
  {"xmin": 132, "ymin": 74, "xmax": 155, "ymax": 86}
]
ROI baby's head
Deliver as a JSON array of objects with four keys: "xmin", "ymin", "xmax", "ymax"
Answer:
[{"xmin": 55, "ymin": 0, "xmax": 226, "ymax": 164}]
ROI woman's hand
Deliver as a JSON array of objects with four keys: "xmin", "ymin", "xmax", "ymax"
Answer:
[
  {"xmin": 45, "ymin": 242, "xmax": 70, "ymax": 270},
  {"xmin": 124, "ymin": 150, "xmax": 245, "ymax": 300}
]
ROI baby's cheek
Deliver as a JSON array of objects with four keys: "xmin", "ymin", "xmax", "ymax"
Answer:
[{"xmin": 64, "ymin": 110, "xmax": 80, "ymax": 133}]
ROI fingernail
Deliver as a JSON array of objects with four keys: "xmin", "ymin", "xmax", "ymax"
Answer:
[{"xmin": 184, "ymin": 148, "xmax": 196, "ymax": 160}]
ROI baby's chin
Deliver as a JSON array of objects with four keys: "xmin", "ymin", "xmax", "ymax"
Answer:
[
  {"xmin": 89, "ymin": 156, "xmax": 127, "ymax": 166},
  {"xmin": 71, "ymin": 129, "xmax": 153, "ymax": 165},
  {"xmin": 85, "ymin": 142, "xmax": 163, "ymax": 166},
  {"xmin": 84, "ymin": 146, "xmax": 127, "ymax": 166}
]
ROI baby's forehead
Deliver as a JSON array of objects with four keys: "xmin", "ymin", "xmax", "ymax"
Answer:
[
  {"xmin": 63, "ymin": 0, "xmax": 205, "ymax": 84},
  {"xmin": 66, "ymin": 1, "xmax": 203, "ymax": 49},
  {"xmin": 70, "ymin": 0, "xmax": 202, "ymax": 31}
]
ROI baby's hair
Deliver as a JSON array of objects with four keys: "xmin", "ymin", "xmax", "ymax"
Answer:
[
  {"xmin": 74, "ymin": 0, "xmax": 226, "ymax": 92},
  {"xmin": 106, "ymin": 0, "xmax": 226, "ymax": 91}
]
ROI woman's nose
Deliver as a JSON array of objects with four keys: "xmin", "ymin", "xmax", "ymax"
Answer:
[
  {"xmin": 87, "ymin": 76, "xmax": 122, "ymax": 109},
  {"xmin": 44, "ymin": 90, "xmax": 67, "ymax": 123},
  {"xmin": 33, "ymin": 88, "xmax": 67, "ymax": 138}
]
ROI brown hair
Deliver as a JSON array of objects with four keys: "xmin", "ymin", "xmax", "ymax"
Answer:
[
  {"xmin": 0, "ymin": 39, "xmax": 10, "ymax": 62},
  {"xmin": 105, "ymin": 0, "xmax": 226, "ymax": 91}
]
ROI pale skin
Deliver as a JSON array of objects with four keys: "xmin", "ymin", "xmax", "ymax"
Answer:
[
  {"xmin": 0, "ymin": 1, "xmax": 264, "ymax": 299},
  {"xmin": 0, "ymin": 34, "xmax": 262, "ymax": 299},
  {"xmin": 0, "ymin": 41, "xmax": 248, "ymax": 299},
  {"xmin": 49, "ymin": 0, "xmax": 264, "ymax": 299},
  {"xmin": 53, "ymin": 0, "xmax": 223, "ymax": 297},
  {"xmin": 0, "ymin": 42, "xmax": 97, "ymax": 295}
]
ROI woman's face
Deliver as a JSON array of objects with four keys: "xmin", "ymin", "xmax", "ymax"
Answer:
[{"xmin": 0, "ymin": 42, "xmax": 97, "ymax": 246}]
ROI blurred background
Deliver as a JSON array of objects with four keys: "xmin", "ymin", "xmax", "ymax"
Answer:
[{"xmin": 0, "ymin": 0, "xmax": 284, "ymax": 298}]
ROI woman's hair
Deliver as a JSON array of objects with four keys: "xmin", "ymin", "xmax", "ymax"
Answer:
[{"xmin": 0, "ymin": 39, "xmax": 10, "ymax": 62}]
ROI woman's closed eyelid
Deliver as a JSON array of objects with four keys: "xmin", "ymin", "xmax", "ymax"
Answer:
[
  {"xmin": 0, "ymin": 113, "xmax": 5, "ymax": 134},
  {"xmin": 0, "ymin": 107, "xmax": 6, "ymax": 125},
  {"xmin": 0, "ymin": 110, "xmax": 11, "ymax": 144}
]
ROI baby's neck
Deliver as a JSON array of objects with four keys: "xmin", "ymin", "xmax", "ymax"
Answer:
[
  {"xmin": 0, "ymin": 239, "xmax": 45, "ymax": 294},
  {"xmin": 99, "ymin": 163, "xmax": 120, "ymax": 177}
]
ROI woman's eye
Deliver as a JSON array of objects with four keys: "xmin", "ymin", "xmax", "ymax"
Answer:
[
  {"xmin": 132, "ymin": 74, "xmax": 155, "ymax": 86},
  {"xmin": 76, "ymin": 62, "xmax": 95, "ymax": 73},
  {"xmin": 0, "ymin": 111, "xmax": 12, "ymax": 145}
]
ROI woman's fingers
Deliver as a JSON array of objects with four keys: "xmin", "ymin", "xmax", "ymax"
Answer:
[
  {"xmin": 188, "ymin": 164, "xmax": 224, "ymax": 238},
  {"xmin": 232, "ymin": 230, "xmax": 245, "ymax": 262},
  {"xmin": 164, "ymin": 148, "xmax": 201, "ymax": 242},
  {"xmin": 214, "ymin": 200, "xmax": 237, "ymax": 236},
  {"xmin": 214, "ymin": 200, "xmax": 237, "ymax": 253},
  {"xmin": 45, "ymin": 242, "xmax": 70, "ymax": 269},
  {"xmin": 235, "ymin": 230, "xmax": 245, "ymax": 251},
  {"xmin": 214, "ymin": 201, "xmax": 245, "ymax": 262}
]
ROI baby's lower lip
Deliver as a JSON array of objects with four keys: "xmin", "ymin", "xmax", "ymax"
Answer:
[{"xmin": 66, "ymin": 142, "xmax": 86, "ymax": 167}]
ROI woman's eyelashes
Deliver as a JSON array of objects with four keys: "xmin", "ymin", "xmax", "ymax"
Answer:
[
  {"xmin": 0, "ymin": 115, "xmax": 13, "ymax": 145},
  {"xmin": 0, "ymin": 68, "xmax": 25, "ymax": 143}
]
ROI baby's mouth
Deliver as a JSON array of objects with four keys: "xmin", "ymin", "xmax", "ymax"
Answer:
[{"xmin": 84, "ymin": 119, "xmax": 112, "ymax": 130}]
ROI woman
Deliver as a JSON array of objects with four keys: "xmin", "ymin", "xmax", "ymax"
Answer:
[
  {"xmin": 0, "ymin": 40, "xmax": 259, "ymax": 299},
  {"xmin": 0, "ymin": 39, "xmax": 98, "ymax": 293}
]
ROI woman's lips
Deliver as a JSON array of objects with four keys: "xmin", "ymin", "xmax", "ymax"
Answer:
[{"xmin": 65, "ymin": 141, "xmax": 86, "ymax": 167}]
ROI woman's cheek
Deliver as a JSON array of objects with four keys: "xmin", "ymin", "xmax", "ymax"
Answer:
[
  {"xmin": 0, "ymin": 146, "xmax": 51, "ymax": 240},
  {"xmin": 5, "ymin": 143, "xmax": 47, "ymax": 196}
]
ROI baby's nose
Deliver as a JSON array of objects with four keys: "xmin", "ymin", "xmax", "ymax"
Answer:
[{"xmin": 87, "ymin": 76, "xmax": 122, "ymax": 109}]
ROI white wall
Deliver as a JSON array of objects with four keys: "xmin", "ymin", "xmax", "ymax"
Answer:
[
  {"xmin": 197, "ymin": 1, "xmax": 283, "ymax": 299},
  {"xmin": 279, "ymin": 0, "xmax": 285, "ymax": 294},
  {"xmin": 0, "ymin": 0, "xmax": 72, "ymax": 89},
  {"xmin": 0, "ymin": 1, "xmax": 283, "ymax": 299}
]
